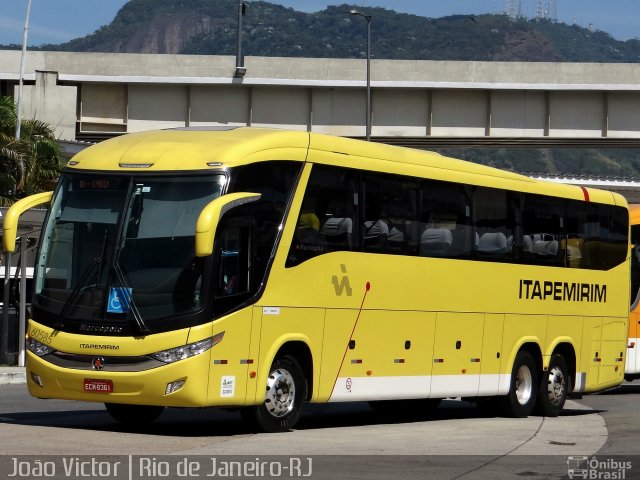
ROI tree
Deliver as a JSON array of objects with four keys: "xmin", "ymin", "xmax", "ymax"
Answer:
[{"xmin": 0, "ymin": 96, "xmax": 64, "ymax": 206}]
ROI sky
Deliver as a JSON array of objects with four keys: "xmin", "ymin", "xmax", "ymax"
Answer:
[{"xmin": 2, "ymin": 0, "xmax": 640, "ymax": 46}]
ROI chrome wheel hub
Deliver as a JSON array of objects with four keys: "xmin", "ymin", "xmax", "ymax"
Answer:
[
  {"xmin": 515, "ymin": 364, "xmax": 533, "ymax": 405},
  {"xmin": 264, "ymin": 368, "xmax": 295, "ymax": 418},
  {"xmin": 546, "ymin": 366, "xmax": 566, "ymax": 405}
]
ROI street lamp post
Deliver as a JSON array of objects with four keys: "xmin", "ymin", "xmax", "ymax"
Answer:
[
  {"xmin": 235, "ymin": 0, "xmax": 247, "ymax": 77},
  {"xmin": 15, "ymin": 0, "xmax": 32, "ymax": 140},
  {"xmin": 1, "ymin": 0, "xmax": 31, "ymax": 365},
  {"xmin": 350, "ymin": 9, "xmax": 371, "ymax": 141}
]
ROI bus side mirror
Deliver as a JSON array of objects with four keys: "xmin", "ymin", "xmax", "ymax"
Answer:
[
  {"xmin": 3, "ymin": 191, "xmax": 53, "ymax": 253},
  {"xmin": 195, "ymin": 192, "xmax": 261, "ymax": 257}
]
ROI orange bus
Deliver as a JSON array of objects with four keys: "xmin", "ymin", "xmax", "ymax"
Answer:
[{"xmin": 627, "ymin": 204, "xmax": 640, "ymax": 380}]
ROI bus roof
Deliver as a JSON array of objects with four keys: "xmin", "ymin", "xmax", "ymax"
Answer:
[
  {"xmin": 67, "ymin": 127, "xmax": 626, "ymax": 207},
  {"xmin": 68, "ymin": 127, "xmax": 311, "ymax": 171}
]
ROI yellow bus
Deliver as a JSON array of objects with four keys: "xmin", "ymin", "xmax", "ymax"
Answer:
[
  {"xmin": 627, "ymin": 205, "xmax": 640, "ymax": 380},
  {"xmin": 4, "ymin": 127, "xmax": 630, "ymax": 432}
]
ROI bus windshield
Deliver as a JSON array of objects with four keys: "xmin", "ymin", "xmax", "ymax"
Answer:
[{"xmin": 33, "ymin": 173, "xmax": 226, "ymax": 328}]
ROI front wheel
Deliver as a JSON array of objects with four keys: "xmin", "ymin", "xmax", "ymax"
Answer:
[
  {"xmin": 498, "ymin": 350, "xmax": 538, "ymax": 418},
  {"xmin": 104, "ymin": 403, "xmax": 164, "ymax": 425},
  {"xmin": 241, "ymin": 355, "xmax": 307, "ymax": 433},
  {"xmin": 535, "ymin": 354, "xmax": 570, "ymax": 417}
]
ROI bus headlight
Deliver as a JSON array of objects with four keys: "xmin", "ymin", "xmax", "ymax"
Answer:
[
  {"xmin": 26, "ymin": 337, "xmax": 54, "ymax": 357},
  {"xmin": 149, "ymin": 332, "xmax": 224, "ymax": 364}
]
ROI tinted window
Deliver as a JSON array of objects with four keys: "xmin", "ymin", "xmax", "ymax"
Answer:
[
  {"xmin": 213, "ymin": 161, "xmax": 301, "ymax": 315},
  {"xmin": 420, "ymin": 180, "xmax": 471, "ymax": 258},
  {"xmin": 285, "ymin": 164, "xmax": 628, "ymax": 272},
  {"xmin": 227, "ymin": 161, "xmax": 300, "ymax": 284},
  {"xmin": 363, "ymin": 174, "xmax": 419, "ymax": 255},
  {"xmin": 522, "ymin": 195, "xmax": 563, "ymax": 266},
  {"xmin": 632, "ymin": 224, "xmax": 640, "ymax": 308},
  {"xmin": 287, "ymin": 165, "xmax": 359, "ymax": 266},
  {"xmin": 580, "ymin": 203, "xmax": 628, "ymax": 270},
  {"xmin": 473, "ymin": 187, "xmax": 517, "ymax": 260}
]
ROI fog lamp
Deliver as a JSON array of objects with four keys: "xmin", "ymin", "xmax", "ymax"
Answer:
[
  {"xmin": 30, "ymin": 372, "xmax": 44, "ymax": 387},
  {"xmin": 165, "ymin": 379, "xmax": 186, "ymax": 395}
]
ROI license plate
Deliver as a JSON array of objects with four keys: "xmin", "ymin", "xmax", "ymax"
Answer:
[{"xmin": 83, "ymin": 379, "xmax": 113, "ymax": 393}]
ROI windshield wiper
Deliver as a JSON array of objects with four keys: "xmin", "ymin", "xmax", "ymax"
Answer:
[
  {"xmin": 53, "ymin": 258, "xmax": 100, "ymax": 331},
  {"xmin": 107, "ymin": 182, "xmax": 150, "ymax": 336},
  {"xmin": 53, "ymin": 227, "xmax": 110, "ymax": 331},
  {"xmin": 111, "ymin": 250, "xmax": 150, "ymax": 336},
  {"xmin": 96, "ymin": 228, "xmax": 109, "ymax": 284}
]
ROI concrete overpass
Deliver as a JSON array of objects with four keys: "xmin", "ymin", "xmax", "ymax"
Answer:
[
  {"xmin": 2, "ymin": 50, "xmax": 640, "ymax": 148},
  {"xmin": 3, "ymin": 50, "xmax": 640, "ymax": 201}
]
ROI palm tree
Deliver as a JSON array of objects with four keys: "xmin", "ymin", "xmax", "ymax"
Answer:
[{"xmin": 0, "ymin": 96, "xmax": 64, "ymax": 205}]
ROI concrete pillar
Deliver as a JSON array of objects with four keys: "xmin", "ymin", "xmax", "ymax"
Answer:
[{"xmin": 16, "ymin": 71, "xmax": 77, "ymax": 140}]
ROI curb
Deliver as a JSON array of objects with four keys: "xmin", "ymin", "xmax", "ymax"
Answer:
[{"xmin": 0, "ymin": 367, "xmax": 26, "ymax": 385}]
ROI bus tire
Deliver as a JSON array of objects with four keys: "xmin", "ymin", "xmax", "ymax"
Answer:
[
  {"xmin": 104, "ymin": 403, "xmax": 164, "ymax": 425},
  {"xmin": 535, "ymin": 354, "xmax": 569, "ymax": 417},
  {"xmin": 241, "ymin": 355, "xmax": 307, "ymax": 433},
  {"xmin": 499, "ymin": 350, "xmax": 538, "ymax": 418}
]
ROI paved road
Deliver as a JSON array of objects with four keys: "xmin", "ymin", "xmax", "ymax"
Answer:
[
  {"xmin": 578, "ymin": 381, "xmax": 640, "ymax": 456},
  {"xmin": 3, "ymin": 382, "xmax": 638, "ymax": 479}
]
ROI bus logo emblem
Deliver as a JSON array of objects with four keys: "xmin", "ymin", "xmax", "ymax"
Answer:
[
  {"xmin": 92, "ymin": 356, "xmax": 106, "ymax": 370},
  {"xmin": 332, "ymin": 264, "xmax": 352, "ymax": 296}
]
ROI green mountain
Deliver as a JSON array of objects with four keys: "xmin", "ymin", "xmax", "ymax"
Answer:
[
  {"xmin": 20, "ymin": 0, "xmax": 640, "ymax": 63},
  {"xmin": 434, "ymin": 148, "xmax": 640, "ymax": 180}
]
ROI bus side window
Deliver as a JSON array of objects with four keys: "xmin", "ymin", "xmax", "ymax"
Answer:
[
  {"xmin": 631, "ymin": 224, "xmax": 640, "ymax": 308},
  {"xmin": 211, "ymin": 216, "xmax": 257, "ymax": 317},
  {"xmin": 287, "ymin": 166, "xmax": 358, "ymax": 267},
  {"xmin": 581, "ymin": 203, "xmax": 628, "ymax": 270},
  {"xmin": 420, "ymin": 180, "xmax": 471, "ymax": 258},
  {"xmin": 362, "ymin": 173, "xmax": 418, "ymax": 255},
  {"xmin": 564, "ymin": 200, "xmax": 587, "ymax": 268},
  {"xmin": 522, "ymin": 195, "xmax": 563, "ymax": 267},
  {"xmin": 215, "ymin": 224, "xmax": 251, "ymax": 298},
  {"xmin": 473, "ymin": 187, "xmax": 515, "ymax": 260}
]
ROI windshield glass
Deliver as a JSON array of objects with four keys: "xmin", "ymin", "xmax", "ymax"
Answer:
[{"xmin": 33, "ymin": 173, "xmax": 225, "ymax": 328}]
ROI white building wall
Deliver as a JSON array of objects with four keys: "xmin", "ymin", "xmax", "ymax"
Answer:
[
  {"xmin": 79, "ymin": 83, "xmax": 127, "ymax": 133},
  {"xmin": 127, "ymin": 84, "xmax": 188, "ymax": 131},
  {"xmin": 17, "ymin": 71, "xmax": 76, "ymax": 140},
  {"xmin": 372, "ymin": 89, "xmax": 428, "ymax": 137},
  {"xmin": 607, "ymin": 92, "xmax": 640, "ymax": 139},
  {"xmin": 312, "ymin": 89, "xmax": 366, "ymax": 137},
  {"xmin": 431, "ymin": 90, "xmax": 487, "ymax": 137},
  {"xmin": 190, "ymin": 86, "xmax": 250, "ymax": 127},
  {"xmin": 549, "ymin": 92, "xmax": 604, "ymax": 138},
  {"xmin": 252, "ymin": 87, "xmax": 309, "ymax": 130},
  {"xmin": 490, "ymin": 91, "xmax": 546, "ymax": 137}
]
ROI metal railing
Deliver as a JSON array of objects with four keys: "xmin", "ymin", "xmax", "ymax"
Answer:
[{"xmin": 1, "ymin": 235, "xmax": 38, "ymax": 366}]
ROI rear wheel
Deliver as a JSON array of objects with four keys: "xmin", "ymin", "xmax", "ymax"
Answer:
[
  {"xmin": 535, "ymin": 354, "xmax": 569, "ymax": 417},
  {"xmin": 241, "ymin": 355, "xmax": 307, "ymax": 433},
  {"xmin": 498, "ymin": 350, "xmax": 538, "ymax": 417},
  {"xmin": 104, "ymin": 403, "xmax": 164, "ymax": 425}
]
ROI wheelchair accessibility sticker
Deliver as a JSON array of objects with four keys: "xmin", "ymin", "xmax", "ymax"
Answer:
[{"xmin": 107, "ymin": 287, "xmax": 133, "ymax": 314}]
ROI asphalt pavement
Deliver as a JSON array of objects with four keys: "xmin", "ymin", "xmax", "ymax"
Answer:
[{"xmin": 0, "ymin": 366, "xmax": 608, "ymax": 457}]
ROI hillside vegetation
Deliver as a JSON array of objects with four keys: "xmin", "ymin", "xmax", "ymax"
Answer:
[
  {"xmin": 15, "ymin": 0, "xmax": 640, "ymax": 63},
  {"xmin": 4, "ymin": 1, "xmax": 640, "ymax": 179}
]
